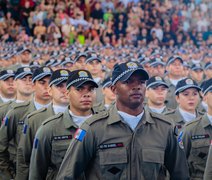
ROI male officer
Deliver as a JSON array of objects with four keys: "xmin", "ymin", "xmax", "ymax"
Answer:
[
  {"xmin": 0, "ymin": 67, "xmax": 34, "ymax": 126},
  {"xmin": 145, "ymin": 76, "xmax": 171, "ymax": 114},
  {"xmin": 190, "ymin": 64, "xmax": 204, "ymax": 86},
  {"xmin": 182, "ymin": 78, "xmax": 212, "ymax": 179},
  {"xmin": 165, "ymin": 78, "xmax": 203, "ymax": 132},
  {"xmin": 165, "ymin": 55, "xmax": 184, "ymax": 109},
  {"xmin": 0, "ymin": 69, "xmax": 16, "ymax": 104},
  {"xmin": 148, "ymin": 58, "xmax": 166, "ymax": 78},
  {"xmin": 73, "ymin": 52, "xmax": 87, "ymax": 70},
  {"xmin": 16, "ymin": 69, "xmax": 70, "ymax": 180},
  {"xmin": 0, "ymin": 67, "xmax": 52, "ymax": 179},
  {"xmin": 204, "ymin": 62, "xmax": 212, "ymax": 80},
  {"xmin": 101, "ymin": 77, "xmax": 115, "ymax": 108},
  {"xmin": 29, "ymin": 69, "xmax": 102, "ymax": 179},
  {"xmin": 57, "ymin": 61, "xmax": 189, "ymax": 180}
]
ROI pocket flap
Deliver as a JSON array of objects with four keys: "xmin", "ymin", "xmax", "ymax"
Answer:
[{"xmin": 142, "ymin": 149, "xmax": 164, "ymax": 164}]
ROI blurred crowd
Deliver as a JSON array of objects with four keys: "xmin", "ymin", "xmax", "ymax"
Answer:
[{"xmin": 0, "ymin": 0, "xmax": 211, "ymax": 47}]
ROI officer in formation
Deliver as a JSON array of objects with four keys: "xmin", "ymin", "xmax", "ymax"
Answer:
[
  {"xmin": 57, "ymin": 61, "xmax": 189, "ymax": 179},
  {"xmin": 29, "ymin": 70, "xmax": 102, "ymax": 179},
  {"xmin": 0, "ymin": 67, "xmax": 52, "ymax": 179},
  {"xmin": 145, "ymin": 76, "xmax": 171, "ymax": 114},
  {"xmin": 182, "ymin": 78, "xmax": 212, "ymax": 179},
  {"xmin": 165, "ymin": 78, "xmax": 204, "ymax": 132},
  {"xmin": 0, "ymin": 70, "xmax": 16, "ymax": 103},
  {"xmin": 16, "ymin": 69, "xmax": 70, "ymax": 180}
]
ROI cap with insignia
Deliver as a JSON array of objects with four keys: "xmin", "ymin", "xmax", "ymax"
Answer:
[
  {"xmin": 166, "ymin": 55, "xmax": 183, "ymax": 66},
  {"xmin": 205, "ymin": 62, "xmax": 212, "ymax": 70},
  {"xmin": 102, "ymin": 77, "xmax": 112, "ymax": 89},
  {"xmin": 29, "ymin": 61, "xmax": 41, "ymax": 68},
  {"xmin": 32, "ymin": 67, "xmax": 52, "ymax": 83},
  {"xmin": 146, "ymin": 76, "xmax": 168, "ymax": 89},
  {"xmin": 202, "ymin": 78, "xmax": 212, "ymax": 95},
  {"xmin": 17, "ymin": 46, "xmax": 31, "ymax": 55},
  {"xmin": 45, "ymin": 59, "xmax": 57, "ymax": 67},
  {"xmin": 191, "ymin": 64, "xmax": 203, "ymax": 71},
  {"xmin": 66, "ymin": 70, "xmax": 98, "ymax": 89},
  {"xmin": 60, "ymin": 57, "xmax": 74, "ymax": 66},
  {"xmin": 49, "ymin": 69, "xmax": 70, "ymax": 87},
  {"xmin": 74, "ymin": 52, "xmax": 87, "ymax": 63},
  {"xmin": 149, "ymin": 58, "xmax": 165, "ymax": 67},
  {"xmin": 175, "ymin": 78, "xmax": 201, "ymax": 95},
  {"xmin": 85, "ymin": 53, "xmax": 101, "ymax": 63},
  {"xmin": 15, "ymin": 67, "xmax": 33, "ymax": 80},
  {"xmin": 112, "ymin": 61, "xmax": 149, "ymax": 85},
  {"xmin": 0, "ymin": 69, "xmax": 15, "ymax": 80}
]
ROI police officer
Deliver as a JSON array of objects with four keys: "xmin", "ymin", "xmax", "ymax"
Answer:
[
  {"xmin": 16, "ymin": 69, "xmax": 70, "ymax": 180},
  {"xmin": 0, "ymin": 69, "xmax": 16, "ymax": 104},
  {"xmin": 204, "ymin": 62, "xmax": 212, "ymax": 80},
  {"xmin": 145, "ymin": 76, "xmax": 172, "ymax": 114},
  {"xmin": 165, "ymin": 78, "xmax": 203, "ymax": 132},
  {"xmin": 190, "ymin": 64, "xmax": 204, "ymax": 86},
  {"xmin": 164, "ymin": 55, "xmax": 184, "ymax": 109},
  {"xmin": 29, "ymin": 69, "xmax": 102, "ymax": 179},
  {"xmin": 0, "ymin": 67, "xmax": 52, "ymax": 179},
  {"xmin": 182, "ymin": 78, "xmax": 212, "ymax": 179},
  {"xmin": 73, "ymin": 52, "xmax": 87, "ymax": 70},
  {"xmin": 148, "ymin": 58, "xmax": 166, "ymax": 78},
  {"xmin": 101, "ymin": 77, "xmax": 115, "ymax": 109},
  {"xmin": 57, "ymin": 61, "xmax": 189, "ymax": 180}
]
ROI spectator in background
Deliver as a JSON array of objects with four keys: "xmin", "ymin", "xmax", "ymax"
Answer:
[
  {"xmin": 90, "ymin": 2, "xmax": 103, "ymax": 21},
  {"xmin": 33, "ymin": 20, "xmax": 46, "ymax": 40}
]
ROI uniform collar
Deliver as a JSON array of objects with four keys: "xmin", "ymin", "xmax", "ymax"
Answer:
[
  {"xmin": 201, "ymin": 113, "xmax": 211, "ymax": 128},
  {"xmin": 173, "ymin": 107, "xmax": 185, "ymax": 123},
  {"xmin": 63, "ymin": 108, "xmax": 78, "ymax": 129}
]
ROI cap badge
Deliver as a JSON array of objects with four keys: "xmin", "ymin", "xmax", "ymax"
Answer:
[
  {"xmin": 155, "ymin": 76, "xmax": 162, "ymax": 81},
  {"xmin": 186, "ymin": 79, "xmax": 193, "ymax": 85},
  {"xmin": 7, "ymin": 70, "xmax": 14, "ymax": 74},
  {"xmin": 78, "ymin": 71, "xmax": 88, "ymax": 78},
  {"xmin": 126, "ymin": 62, "xmax": 138, "ymax": 69},
  {"xmin": 43, "ymin": 67, "xmax": 51, "ymax": 73},
  {"xmin": 60, "ymin": 70, "xmax": 69, "ymax": 76}
]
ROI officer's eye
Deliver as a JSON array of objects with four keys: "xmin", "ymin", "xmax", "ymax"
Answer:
[{"xmin": 75, "ymin": 87, "xmax": 83, "ymax": 92}]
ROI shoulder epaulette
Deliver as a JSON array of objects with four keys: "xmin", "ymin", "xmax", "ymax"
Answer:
[
  {"xmin": 197, "ymin": 110, "xmax": 205, "ymax": 116},
  {"xmin": 163, "ymin": 109, "xmax": 175, "ymax": 115},
  {"xmin": 0, "ymin": 101, "xmax": 12, "ymax": 108},
  {"xmin": 150, "ymin": 112, "xmax": 173, "ymax": 125},
  {"xmin": 13, "ymin": 101, "xmax": 30, "ymax": 109},
  {"xmin": 27, "ymin": 107, "xmax": 47, "ymax": 119},
  {"xmin": 86, "ymin": 111, "xmax": 109, "ymax": 126},
  {"xmin": 42, "ymin": 112, "xmax": 63, "ymax": 125},
  {"xmin": 185, "ymin": 116, "xmax": 202, "ymax": 127}
]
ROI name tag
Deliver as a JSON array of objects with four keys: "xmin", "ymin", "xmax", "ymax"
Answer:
[
  {"xmin": 191, "ymin": 134, "xmax": 209, "ymax": 140},
  {"xmin": 53, "ymin": 135, "xmax": 72, "ymax": 141},
  {"xmin": 18, "ymin": 120, "xmax": 24, "ymax": 125},
  {"xmin": 99, "ymin": 142, "xmax": 124, "ymax": 150}
]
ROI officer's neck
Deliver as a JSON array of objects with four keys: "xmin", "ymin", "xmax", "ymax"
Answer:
[
  {"xmin": 168, "ymin": 74, "xmax": 182, "ymax": 80},
  {"xmin": 34, "ymin": 97, "xmax": 51, "ymax": 105},
  {"xmin": 16, "ymin": 92, "xmax": 33, "ymax": 102},
  {"xmin": 69, "ymin": 106, "xmax": 92, "ymax": 116},
  {"xmin": 148, "ymin": 101, "xmax": 165, "ymax": 109},
  {"xmin": 116, "ymin": 102, "xmax": 144, "ymax": 116},
  {"xmin": 0, "ymin": 92, "xmax": 16, "ymax": 101}
]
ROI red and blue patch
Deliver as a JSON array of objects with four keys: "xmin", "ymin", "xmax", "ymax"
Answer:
[
  {"xmin": 2, "ymin": 116, "xmax": 9, "ymax": 126},
  {"xmin": 74, "ymin": 129, "xmax": 86, "ymax": 142}
]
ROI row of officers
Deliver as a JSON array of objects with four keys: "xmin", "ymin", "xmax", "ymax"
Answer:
[{"xmin": 0, "ymin": 61, "xmax": 212, "ymax": 179}]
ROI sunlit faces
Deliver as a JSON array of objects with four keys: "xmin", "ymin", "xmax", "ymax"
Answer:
[
  {"xmin": 176, "ymin": 88, "xmax": 200, "ymax": 113},
  {"xmin": 0, "ymin": 77, "xmax": 16, "ymax": 98},
  {"xmin": 15, "ymin": 75, "xmax": 34, "ymax": 96},
  {"xmin": 48, "ymin": 82, "xmax": 69, "ymax": 106},
  {"xmin": 146, "ymin": 85, "xmax": 168, "ymax": 107},
  {"xmin": 86, "ymin": 60, "xmax": 102, "ymax": 77},
  {"xmin": 66, "ymin": 83, "xmax": 96, "ymax": 116},
  {"xmin": 20, "ymin": 50, "xmax": 31, "ymax": 64},
  {"xmin": 74, "ymin": 56, "xmax": 86, "ymax": 70},
  {"xmin": 33, "ymin": 76, "xmax": 52, "ymax": 104},
  {"xmin": 190, "ymin": 69, "xmax": 204, "ymax": 83},
  {"xmin": 111, "ymin": 72, "xmax": 146, "ymax": 109},
  {"xmin": 167, "ymin": 59, "xmax": 184, "ymax": 77}
]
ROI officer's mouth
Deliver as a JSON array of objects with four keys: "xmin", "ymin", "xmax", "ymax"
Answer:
[{"xmin": 130, "ymin": 93, "xmax": 142, "ymax": 98}]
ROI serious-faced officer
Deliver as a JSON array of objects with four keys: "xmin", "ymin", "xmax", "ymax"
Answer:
[
  {"xmin": 165, "ymin": 78, "xmax": 204, "ymax": 132},
  {"xmin": 57, "ymin": 61, "xmax": 189, "ymax": 180},
  {"xmin": 145, "ymin": 76, "xmax": 171, "ymax": 114},
  {"xmin": 182, "ymin": 78, "xmax": 212, "ymax": 179},
  {"xmin": 0, "ymin": 67, "xmax": 52, "ymax": 179},
  {"xmin": 101, "ymin": 77, "xmax": 116, "ymax": 109},
  {"xmin": 29, "ymin": 69, "xmax": 102, "ymax": 179},
  {"xmin": 73, "ymin": 52, "xmax": 87, "ymax": 70},
  {"xmin": 0, "ymin": 69, "xmax": 16, "ymax": 104},
  {"xmin": 204, "ymin": 62, "xmax": 212, "ymax": 80},
  {"xmin": 164, "ymin": 55, "xmax": 184, "ymax": 109},
  {"xmin": 148, "ymin": 58, "xmax": 166, "ymax": 78},
  {"xmin": 16, "ymin": 69, "xmax": 70, "ymax": 180},
  {"xmin": 190, "ymin": 64, "xmax": 204, "ymax": 86}
]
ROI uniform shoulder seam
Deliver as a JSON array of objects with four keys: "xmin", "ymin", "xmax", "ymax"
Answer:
[
  {"xmin": 27, "ymin": 107, "xmax": 47, "ymax": 118},
  {"xmin": 86, "ymin": 111, "xmax": 109, "ymax": 125},
  {"xmin": 150, "ymin": 112, "xmax": 172, "ymax": 125},
  {"xmin": 42, "ymin": 113, "xmax": 63, "ymax": 125}
]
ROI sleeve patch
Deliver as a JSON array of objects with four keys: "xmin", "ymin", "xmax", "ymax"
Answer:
[
  {"xmin": 23, "ymin": 124, "xmax": 28, "ymax": 134},
  {"xmin": 2, "ymin": 116, "xmax": 8, "ymax": 126},
  {"xmin": 178, "ymin": 131, "xmax": 184, "ymax": 149},
  {"xmin": 33, "ymin": 138, "xmax": 39, "ymax": 149},
  {"xmin": 74, "ymin": 129, "xmax": 86, "ymax": 142}
]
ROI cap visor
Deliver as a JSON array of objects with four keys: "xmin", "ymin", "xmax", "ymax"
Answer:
[
  {"xmin": 175, "ymin": 85, "xmax": 201, "ymax": 95},
  {"xmin": 147, "ymin": 82, "xmax": 168, "ymax": 89},
  {"xmin": 74, "ymin": 79, "xmax": 98, "ymax": 88},
  {"xmin": 15, "ymin": 72, "xmax": 32, "ymax": 80}
]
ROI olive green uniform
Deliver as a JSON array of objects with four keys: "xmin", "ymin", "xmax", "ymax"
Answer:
[
  {"xmin": 164, "ymin": 78, "xmax": 178, "ymax": 109},
  {"xmin": 0, "ymin": 101, "xmax": 13, "ymax": 126},
  {"xmin": 0, "ymin": 100, "xmax": 36, "ymax": 179},
  {"xmin": 29, "ymin": 107, "xmax": 100, "ymax": 180},
  {"xmin": 164, "ymin": 107, "xmax": 204, "ymax": 132},
  {"xmin": 57, "ymin": 104, "xmax": 189, "ymax": 180},
  {"xmin": 16, "ymin": 104, "xmax": 55, "ymax": 180},
  {"xmin": 182, "ymin": 114, "xmax": 212, "ymax": 179},
  {"xmin": 204, "ymin": 143, "xmax": 212, "ymax": 180}
]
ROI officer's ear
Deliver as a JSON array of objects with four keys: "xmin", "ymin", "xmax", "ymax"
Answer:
[
  {"xmin": 47, "ymin": 86, "xmax": 52, "ymax": 97},
  {"xmin": 175, "ymin": 93, "xmax": 180, "ymax": 104},
  {"xmin": 110, "ymin": 85, "xmax": 117, "ymax": 95}
]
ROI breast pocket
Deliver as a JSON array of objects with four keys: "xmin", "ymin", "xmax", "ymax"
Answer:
[
  {"xmin": 99, "ymin": 148, "xmax": 128, "ymax": 180},
  {"xmin": 141, "ymin": 148, "xmax": 165, "ymax": 180},
  {"xmin": 51, "ymin": 141, "xmax": 70, "ymax": 168}
]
